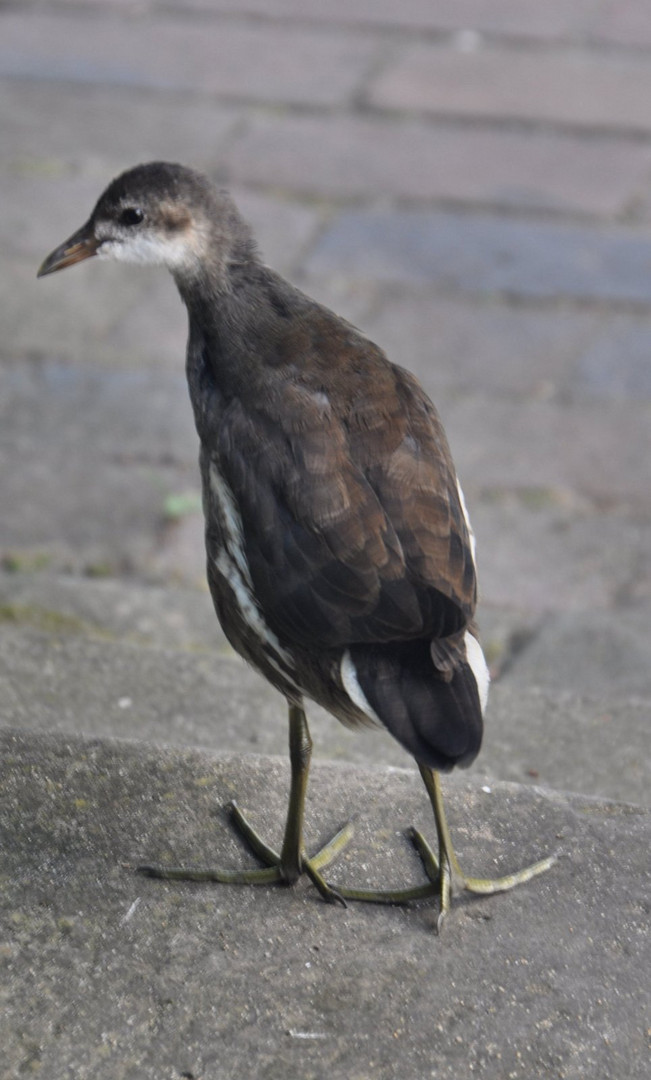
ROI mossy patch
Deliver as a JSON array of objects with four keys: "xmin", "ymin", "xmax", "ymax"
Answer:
[{"xmin": 0, "ymin": 603, "xmax": 90, "ymax": 636}]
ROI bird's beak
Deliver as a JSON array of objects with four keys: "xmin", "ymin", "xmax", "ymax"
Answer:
[{"xmin": 37, "ymin": 223, "xmax": 100, "ymax": 278}]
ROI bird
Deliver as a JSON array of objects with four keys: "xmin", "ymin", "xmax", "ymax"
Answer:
[{"xmin": 38, "ymin": 162, "xmax": 555, "ymax": 928}]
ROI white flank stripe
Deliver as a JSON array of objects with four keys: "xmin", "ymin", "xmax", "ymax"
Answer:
[
  {"xmin": 209, "ymin": 464, "xmax": 254, "ymax": 582},
  {"xmin": 208, "ymin": 463, "xmax": 297, "ymax": 685},
  {"xmin": 464, "ymin": 631, "xmax": 490, "ymax": 713},
  {"xmin": 456, "ymin": 479, "xmax": 477, "ymax": 561},
  {"xmin": 340, "ymin": 649, "xmax": 382, "ymax": 725}
]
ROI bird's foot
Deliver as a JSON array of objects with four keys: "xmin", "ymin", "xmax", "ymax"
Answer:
[
  {"xmin": 137, "ymin": 800, "xmax": 352, "ymax": 907},
  {"xmin": 333, "ymin": 825, "xmax": 556, "ymax": 931},
  {"xmin": 408, "ymin": 826, "xmax": 558, "ymax": 933}
]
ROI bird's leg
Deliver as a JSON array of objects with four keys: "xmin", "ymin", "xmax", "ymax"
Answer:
[
  {"xmin": 267, "ymin": 701, "xmax": 349, "ymax": 903},
  {"xmin": 278, "ymin": 700, "xmax": 315, "ymax": 883},
  {"xmin": 415, "ymin": 765, "xmax": 557, "ymax": 931},
  {"xmin": 137, "ymin": 702, "xmax": 353, "ymax": 904}
]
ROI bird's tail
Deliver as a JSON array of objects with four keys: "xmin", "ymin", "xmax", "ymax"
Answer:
[{"xmin": 347, "ymin": 637, "xmax": 484, "ymax": 771}]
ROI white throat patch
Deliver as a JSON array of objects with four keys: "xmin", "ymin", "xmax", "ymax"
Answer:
[{"xmin": 97, "ymin": 232, "xmax": 198, "ymax": 273}]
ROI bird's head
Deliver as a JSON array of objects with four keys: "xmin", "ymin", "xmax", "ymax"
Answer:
[{"xmin": 37, "ymin": 162, "xmax": 252, "ymax": 284}]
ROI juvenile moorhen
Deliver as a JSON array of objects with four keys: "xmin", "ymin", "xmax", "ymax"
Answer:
[{"xmin": 38, "ymin": 162, "xmax": 554, "ymax": 928}]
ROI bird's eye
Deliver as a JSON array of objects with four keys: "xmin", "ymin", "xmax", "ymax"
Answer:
[{"xmin": 119, "ymin": 207, "xmax": 144, "ymax": 227}]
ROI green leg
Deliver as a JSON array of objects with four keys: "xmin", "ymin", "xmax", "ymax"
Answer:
[
  {"xmin": 417, "ymin": 765, "xmax": 557, "ymax": 932},
  {"xmin": 278, "ymin": 702, "xmax": 348, "ymax": 904},
  {"xmin": 138, "ymin": 702, "xmax": 350, "ymax": 905}
]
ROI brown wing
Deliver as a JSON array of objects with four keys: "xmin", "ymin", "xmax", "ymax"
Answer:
[{"xmin": 212, "ymin": 330, "xmax": 477, "ymax": 652}]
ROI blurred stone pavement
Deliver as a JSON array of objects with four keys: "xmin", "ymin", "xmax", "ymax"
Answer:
[{"xmin": 0, "ymin": 3, "xmax": 650, "ymax": 1079}]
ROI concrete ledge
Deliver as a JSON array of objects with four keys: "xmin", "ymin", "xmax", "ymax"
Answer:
[{"xmin": 1, "ymin": 729, "xmax": 648, "ymax": 1080}]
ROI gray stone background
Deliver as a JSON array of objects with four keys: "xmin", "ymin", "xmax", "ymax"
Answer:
[{"xmin": 0, "ymin": 3, "xmax": 649, "ymax": 1079}]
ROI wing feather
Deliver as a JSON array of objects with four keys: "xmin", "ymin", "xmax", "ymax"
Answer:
[{"xmin": 213, "ymin": 341, "xmax": 477, "ymax": 653}]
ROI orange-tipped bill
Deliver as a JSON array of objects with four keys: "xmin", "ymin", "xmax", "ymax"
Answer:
[{"xmin": 37, "ymin": 224, "xmax": 100, "ymax": 277}]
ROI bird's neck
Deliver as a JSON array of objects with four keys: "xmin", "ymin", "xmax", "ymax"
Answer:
[
  {"xmin": 177, "ymin": 254, "xmax": 277, "ymax": 411},
  {"xmin": 172, "ymin": 196, "xmax": 260, "ymax": 350}
]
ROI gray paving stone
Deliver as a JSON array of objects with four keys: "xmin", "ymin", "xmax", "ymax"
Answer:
[
  {"xmin": 587, "ymin": 0, "xmax": 651, "ymax": 48},
  {"xmin": 0, "ymin": 11, "xmax": 378, "ymax": 106},
  {"xmin": 0, "ymin": 355, "xmax": 198, "ymax": 576},
  {"xmin": 86, "ymin": 0, "xmax": 600, "ymax": 40},
  {"xmin": 470, "ymin": 501, "xmax": 651, "ymax": 613},
  {"xmin": 482, "ymin": 682, "xmax": 650, "ymax": 804},
  {"xmin": 1, "ymin": 728, "xmax": 649, "ymax": 1080},
  {"xmin": 362, "ymin": 293, "xmax": 651, "ymax": 406},
  {"xmin": 223, "ymin": 112, "xmax": 651, "ymax": 217},
  {"xmin": 0, "ymin": 356, "xmax": 193, "ymax": 468},
  {"xmin": 230, "ymin": 187, "xmax": 323, "ymax": 277},
  {"xmin": 0, "ymin": 170, "xmax": 125, "ymax": 260},
  {"xmin": 368, "ymin": 41, "xmax": 651, "ymax": 134},
  {"xmin": 570, "ymin": 318, "xmax": 651, "ymax": 400},
  {"xmin": 441, "ymin": 393, "xmax": 651, "ymax": 509},
  {"xmin": 0, "ymin": 571, "xmax": 224, "ymax": 653},
  {"xmin": 74, "ymin": 267, "xmax": 189, "ymax": 370},
  {"xmin": 502, "ymin": 608, "xmax": 651, "ymax": 699},
  {"xmin": 21, "ymin": 0, "xmax": 651, "ymax": 55},
  {"xmin": 359, "ymin": 291, "xmax": 600, "ymax": 399},
  {"xmin": 3, "ymin": 257, "xmax": 163, "ymax": 369},
  {"xmin": 304, "ymin": 209, "xmax": 651, "ymax": 304},
  {"xmin": 607, "ymin": 181, "xmax": 651, "ymax": 226},
  {"xmin": 0, "ymin": 77, "xmax": 241, "ymax": 175}
]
